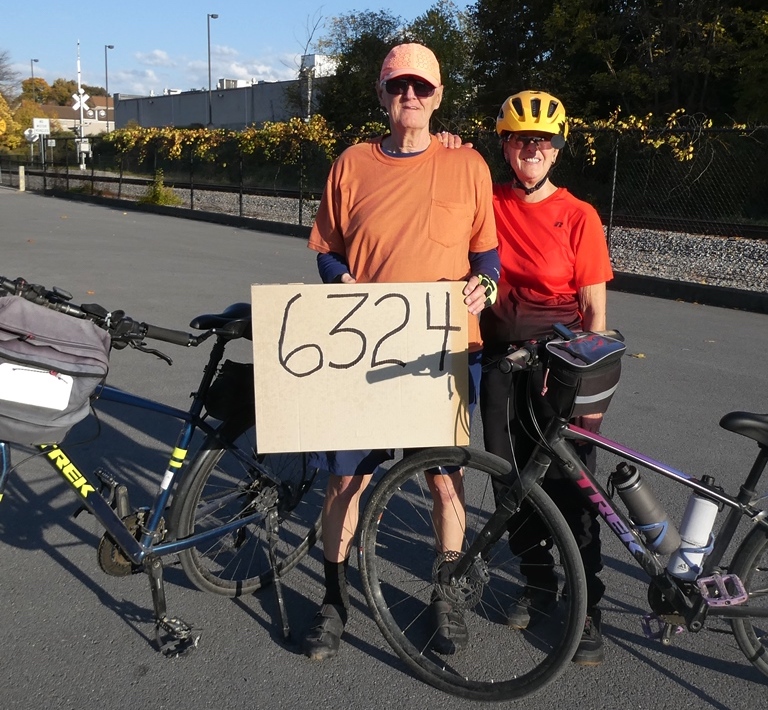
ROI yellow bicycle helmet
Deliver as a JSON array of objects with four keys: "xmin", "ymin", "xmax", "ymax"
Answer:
[{"xmin": 496, "ymin": 90, "xmax": 568, "ymax": 149}]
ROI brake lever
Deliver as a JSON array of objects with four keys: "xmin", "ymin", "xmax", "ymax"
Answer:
[{"xmin": 130, "ymin": 341, "xmax": 173, "ymax": 366}]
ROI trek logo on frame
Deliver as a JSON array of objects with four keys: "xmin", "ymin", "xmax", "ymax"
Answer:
[{"xmin": 40, "ymin": 444, "xmax": 96, "ymax": 499}]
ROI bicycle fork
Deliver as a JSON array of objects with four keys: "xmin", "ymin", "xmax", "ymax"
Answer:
[{"xmin": 450, "ymin": 439, "xmax": 554, "ymax": 586}]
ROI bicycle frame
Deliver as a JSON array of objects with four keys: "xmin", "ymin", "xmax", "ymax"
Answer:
[
  {"xmin": 450, "ymin": 416, "xmax": 768, "ymax": 625},
  {"xmin": 562, "ymin": 422, "xmax": 768, "ymax": 566},
  {"xmin": 0, "ymin": 282, "xmax": 263, "ymax": 653},
  {"xmin": 0, "ymin": 362, "xmax": 268, "ymax": 569}
]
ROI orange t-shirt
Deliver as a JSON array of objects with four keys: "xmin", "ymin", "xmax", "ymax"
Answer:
[{"xmin": 308, "ymin": 136, "xmax": 497, "ymax": 349}]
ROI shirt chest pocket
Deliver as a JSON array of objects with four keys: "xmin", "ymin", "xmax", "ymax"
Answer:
[{"xmin": 428, "ymin": 199, "xmax": 474, "ymax": 248}]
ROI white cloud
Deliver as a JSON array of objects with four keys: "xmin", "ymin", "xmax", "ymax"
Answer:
[
  {"xmin": 213, "ymin": 44, "xmax": 239, "ymax": 58},
  {"xmin": 136, "ymin": 50, "xmax": 175, "ymax": 68}
]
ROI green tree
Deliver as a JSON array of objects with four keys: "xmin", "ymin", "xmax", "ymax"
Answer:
[
  {"xmin": 83, "ymin": 84, "xmax": 107, "ymax": 98},
  {"xmin": 20, "ymin": 77, "xmax": 51, "ymax": 104},
  {"xmin": 315, "ymin": 10, "xmax": 405, "ymax": 133},
  {"xmin": 469, "ymin": 0, "xmax": 767, "ymax": 123},
  {"xmin": 469, "ymin": 0, "xmax": 559, "ymax": 122},
  {"xmin": 406, "ymin": 1, "xmax": 477, "ymax": 130},
  {"xmin": 48, "ymin": 78, "xmax": 78, "ymax": 106},
  {"xmin": 542, "ymin": 0, "xmax": 649, "ymax": 118},
  {"xmin": 722, "ymin": 3, "xmax": 768, "ymax": 122}
]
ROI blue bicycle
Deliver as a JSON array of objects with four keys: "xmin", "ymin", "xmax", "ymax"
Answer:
[{"xmin": 0, "ymin": 276, "xmax": 327, "ymax": 655}]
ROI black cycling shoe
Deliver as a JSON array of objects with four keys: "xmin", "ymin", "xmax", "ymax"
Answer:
[
  {"xmin": 302, "ymin": 603, "xmax": 347, "ymax": 661},
  {"xmin": 430, "ymin": 599, "xmax": 468, "ymax": 654},
  {"xmin": 572, "ymin": 609, "xmax": 604, "ymax": 666},
  {"xmin": 507, "ymin": 587, "xmax": 558, "ymax": 630}
]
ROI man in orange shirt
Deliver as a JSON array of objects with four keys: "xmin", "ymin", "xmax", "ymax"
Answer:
[{"xmin": 304, "ymin": 43, "xmax": 499, "ymax": 661}]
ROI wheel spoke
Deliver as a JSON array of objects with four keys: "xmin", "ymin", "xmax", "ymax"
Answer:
[
  {"xmin": 359, "ymin": 447, "xmax": 586, "ymax": 701},
  {"xmin": 175, "ymin": 424, "xmax": 326, "ymax": 596}
]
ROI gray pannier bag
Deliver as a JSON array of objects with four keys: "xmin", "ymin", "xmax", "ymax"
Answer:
[{"xmin": 0, "ymin": 295, "xmax": 111, "ymax": 445}]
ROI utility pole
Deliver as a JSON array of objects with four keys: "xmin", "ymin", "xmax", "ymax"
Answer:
[{"xmin": 207, "ymin": 13, "xmax": 219, "ymax": 128}]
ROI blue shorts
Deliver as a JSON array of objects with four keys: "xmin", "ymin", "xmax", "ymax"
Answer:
[{"xmin": 307, "ymin": 351, "xmax": 482, "ymax": 476}]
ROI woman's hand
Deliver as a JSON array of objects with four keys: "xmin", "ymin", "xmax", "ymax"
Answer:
[{"xmin": 436, "ymin": 131, "xmax": 474, "ymax": 150}]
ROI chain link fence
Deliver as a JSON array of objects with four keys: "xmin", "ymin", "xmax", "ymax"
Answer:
[
  {"xmin": 2, "ymin": 128, "xmax": 766, "ymax": 242},
  {"xmin": 471, "ymin": 127, "xmax": 768, "ymax": 242}
]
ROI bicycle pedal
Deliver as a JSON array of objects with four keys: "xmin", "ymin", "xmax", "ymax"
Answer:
[
  {"xmin": 696, "ymin": 573, "xmax": 749, "ymax": 607},
  {"xmin": 641, "ymin": 614, "xmax": 683, "ymax": 641},
  {"xmin": 155, "ymin": 616, "xmax": 200, "ymax": 657}
]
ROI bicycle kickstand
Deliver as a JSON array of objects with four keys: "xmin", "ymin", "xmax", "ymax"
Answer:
[
  {"xmin": 146, "ymin": 555, "xmax": 200, "ymax": 657},
  {"xmin": 267, "ymin": 507, "xmax": 291, "ymax": 641}
]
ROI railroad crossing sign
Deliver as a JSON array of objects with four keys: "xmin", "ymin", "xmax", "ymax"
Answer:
[{"xmin": 71, "ymin": 92, "xmax": 91, "ymax": 112}]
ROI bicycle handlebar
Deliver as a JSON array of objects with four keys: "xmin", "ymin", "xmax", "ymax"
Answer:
[
  {"xmin": 143, "ymin": 323, "xmax": 196, "ymax": 347},
  {"xmin": 0, "ymin": 275, "xmax": 198, "ymax": 351},
  {"xmin": 498, "ymin": 327, "xmax": 624, "ymax": 374}
]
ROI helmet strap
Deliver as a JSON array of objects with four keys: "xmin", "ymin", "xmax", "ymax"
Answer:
[{"xmin": 510, "ymin": 171, "xmax": 550, "ymax": 196}]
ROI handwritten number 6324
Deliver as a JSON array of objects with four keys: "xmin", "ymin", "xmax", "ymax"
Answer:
[{"xmin": 277, "ymin": 291, "xmax": 460, "ymax": 378}]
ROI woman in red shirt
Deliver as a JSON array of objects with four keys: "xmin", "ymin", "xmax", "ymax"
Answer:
[{"xmin": 480, "ymin": 90, "xmax": 614, "ymax": 666}]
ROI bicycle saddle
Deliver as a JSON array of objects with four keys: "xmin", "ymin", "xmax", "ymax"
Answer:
[
  {"xmin": 720, "ymin": 411, "xmax": 768, "ymax": 448},
  {"xmin": 189, "ymin": 302, "xmax": 251, "ymax": 330}
]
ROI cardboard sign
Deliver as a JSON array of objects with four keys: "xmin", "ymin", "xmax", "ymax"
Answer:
[{"xmin": 251, "ymin": 282, "xmax": 470, "ymax": 453}]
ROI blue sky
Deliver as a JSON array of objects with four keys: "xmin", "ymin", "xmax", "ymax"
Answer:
[{"xmin": 4, "ymin": 1, "xmax": 470, "ymax": 98}]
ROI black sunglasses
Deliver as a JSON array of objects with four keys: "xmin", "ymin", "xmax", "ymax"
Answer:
[
  {"xmin": 502, "ymin": 134, "xmax": 553, "ymax": 149},
  {"xmin": 382, "ymin": 78, "xmax": 436, "ymax": 98}
]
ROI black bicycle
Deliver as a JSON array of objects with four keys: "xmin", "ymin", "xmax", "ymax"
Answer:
[
  {"xmin": 0, "ymin": 276, "xmax": 327, "ymax": 654},
  {"xmin": 358, "ymin": 326, "xmax": 768, "ymax": 701}
]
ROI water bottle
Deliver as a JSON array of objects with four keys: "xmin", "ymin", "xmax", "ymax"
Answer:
[
  {"xmin": 666, "ymin": 477, "xmax": 719, "ymax": 580},
  {"xmin": 611, "ymin": 463, "xmax": 681, "ymax": 555}
]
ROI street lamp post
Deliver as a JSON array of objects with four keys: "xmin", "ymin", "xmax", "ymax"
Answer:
[
  {"xmin": 104, "ymin": 44, "xmax": 114, "ymax": 133},
  {"xmin": 207, "ymin": 13, "xmax": 218, "ymax": 128},
  {"xmin": 30, "ymin": 58, "xmax": 39, "ymax": 103}
]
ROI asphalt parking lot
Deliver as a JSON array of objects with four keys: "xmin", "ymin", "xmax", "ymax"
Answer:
[{"xmin": 0, "ymin": 188, "xmax": 766, "ymax": 710}]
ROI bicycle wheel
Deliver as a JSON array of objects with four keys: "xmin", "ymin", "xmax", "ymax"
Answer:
[
  {"xmin": 729, "ymin": 526, "xmax": 768, "ymax": 678},
  {"xmin": 359, "ymin": 446, "xmax": 586, "ymax": 702},
  {"xmin": 173, "ymin": 418, "xmax": 327, "ymax": 596}
]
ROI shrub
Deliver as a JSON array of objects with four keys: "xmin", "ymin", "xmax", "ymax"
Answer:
[{"xmin": 138, "ymin": 169, "xmax": 183, "ymax": 206}]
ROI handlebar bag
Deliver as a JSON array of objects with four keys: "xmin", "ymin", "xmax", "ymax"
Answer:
[
  {"xmin": 0, "ymin": 296, "xmax": 110, "ymax": 445},
  {"xmin": 544, "ymin": 332, "xmax": 625, "ymax": 419}
]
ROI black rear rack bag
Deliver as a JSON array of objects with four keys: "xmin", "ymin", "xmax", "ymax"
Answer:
[{"xmin": 0, "ymin": 296, "xmax": 110, "ymax": 445}]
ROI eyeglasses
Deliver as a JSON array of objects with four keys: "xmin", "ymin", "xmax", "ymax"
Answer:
[
  {"xmin": 382, "ymin": 78, "xmax": 436, "ymax": 98},
  {"xmin": 503, "ymin": 134, "xmax": 553, "ymax": 149}
]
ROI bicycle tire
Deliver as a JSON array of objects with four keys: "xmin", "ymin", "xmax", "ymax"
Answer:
[
  {"xmin": 359, "ymin": 446, "xmax": 586, "ymax": 702},
  {"xmin": 729, "ymin": 525, "xmax": 768, "ymax": 678},
  {"xmin": 172, "ymin": 417, "xmax": 326, "ymax": 596}
]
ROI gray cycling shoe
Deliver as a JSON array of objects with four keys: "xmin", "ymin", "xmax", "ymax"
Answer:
[{"xmin": 302, "ymin": 603, "xmax": 347, "ymax": 661}]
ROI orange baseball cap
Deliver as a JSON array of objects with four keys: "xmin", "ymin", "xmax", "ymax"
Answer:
[{"xmin": 379, "ymin": 43, "xmax": 441, "ymax": 88}]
